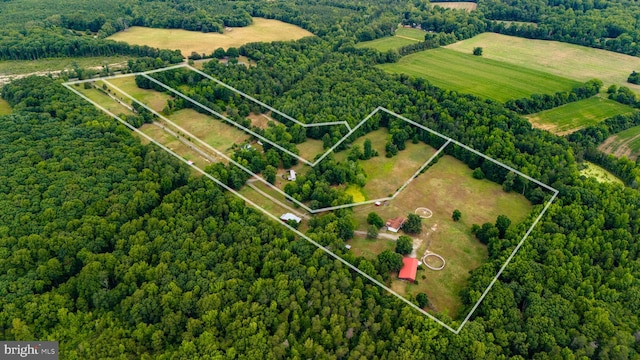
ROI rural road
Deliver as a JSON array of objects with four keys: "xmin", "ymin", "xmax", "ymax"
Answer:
[{"xmin": 353, "ymin": 230, "xmax": 400, "ymax": 241}]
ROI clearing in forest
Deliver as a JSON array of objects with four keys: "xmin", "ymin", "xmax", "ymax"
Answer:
[
  {"xmin": 0, "ymin": 99, "xmax": 12, "ymax": 115},
  {"xmin": 351, "ymin": 152, "xmax": 533, "ymax": 318},
  {"xmin": 579, "ymin": 161, "xmax": 624, "ymax": 185},
  {"xmin": 107, "ymin": 18, "xmax": 314, "ymax": 56},
  {"xmin": 379, "ymin": 48, "xmax": 579, "ymax": 102},
  {"xmin": 598, "ymin": 125, "xmax": 640, "ymax": 160},
  {"xmin": 354, "ymin": 26, "xmax": 424, "ymax": 52},
  {"xmin": 395, "ymin": 28, "xmax": 427, "ymax": 41},
  {"xmin": 431, "ymin": 2, "xmax": 478, "ymax": 11},
  {"xmin": 0, "ymin": 56, "xmax": 130, "ymax": 76},
  {"xmin": 74, "ymin": 81, "xmax": 135, "ymax": 117},
  {"xmin": 526, "ymin": 96, "xmax": 634, "ymax": 135},
  {"xmin": 446, "ymin": 32, "xmax": 640, "ymax": 93}
]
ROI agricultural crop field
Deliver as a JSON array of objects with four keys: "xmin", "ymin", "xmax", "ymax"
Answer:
[
  {"xmin": 526, "ymin": 96, "xmax": 634, "ymax": 135},
  {"xmin": 446, "ymin": 33, "xmax": 640, "ymax": 92},
  {"xmin": 108, "ymin": 18, "xmax": 314, "ymax": 56},
  {"xmin": 431, "ymin": 1, "xmax": 477, "ymax": 11},
  {"xmin": 599, "ymin": 125, "xmax": 640, "ymax": 160},
  {"xmin": 352, "ymin": 153, "xmax": 533, "ymax": 316},
  {"xmin": 379, "ymin": 48, "xmax": 580, "ymax": 102}
]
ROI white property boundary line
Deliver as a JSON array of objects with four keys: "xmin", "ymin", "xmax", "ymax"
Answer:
[{"xmin": 64, "ymin": 67, "xmax": 559, "ymax": 334}]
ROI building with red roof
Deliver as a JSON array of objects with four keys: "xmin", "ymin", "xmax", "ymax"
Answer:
[
  {"xmin": 398, "ymin": 257, "xmax": 419, "ymax": 282},
  {"xmin": 385, "ymin": 217, "xmax": 406, "ymax": 233}
]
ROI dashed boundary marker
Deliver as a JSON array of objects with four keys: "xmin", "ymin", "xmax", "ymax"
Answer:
[{"xmin": 64, "ymin": 66, "xmax": 558, "ymax": 334}]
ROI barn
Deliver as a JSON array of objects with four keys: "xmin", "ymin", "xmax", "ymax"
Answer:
[
  {"xmin": 385, "ymin": 217, "xmax": 406, "ymax": 233},
  {"xmin": 398, "ymin": 257, "xmax": 419, "ymax": 282}
]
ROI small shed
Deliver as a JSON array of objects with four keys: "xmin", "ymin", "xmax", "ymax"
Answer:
[
  {"xmin": 386, "ymin": 217, "xmax": 406, "ymax": 233},
  {"xmin": 280, "ymin": 213, "xmax": 302, "ymax": 224},
  {"xmin": 399, "ymin": 257, "xmax": 419, "ymax": 282},
  {"xmin": 287, "ymin": 170, "xmax": 297, "ymax": 181}
]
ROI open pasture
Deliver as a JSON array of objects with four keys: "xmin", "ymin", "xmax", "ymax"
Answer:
[
  {"xmin": 353, "ymin": 152, "xmax": 533, "ymax": 317},
  {"xmin": 599, "ymin": 125, "xmax": 640, "ymax": 160},
  {"xmin": 355, "ymin": 36, "xmax": 418, "ymax": 52},
  {"xmin": 526, "ymin": 96, "xmax": 634, "ymax": 135},
  {"xmin": 446, "ymin": 32, "xmax": 640, "ymax": 92},
  {"xmin": 379, "ymin": 48, "xmax": 580, "ymax": 102},
  {"xmin": 167, "ymin": 108, "xmax": 250, "ymax": 155},
  {"xmin": 107, "ymin": 76, "xmax": 173, "ymax": 113},
  {"xmin": 108, "ymin": 18, "xmax": 314, "ymax": 56}
]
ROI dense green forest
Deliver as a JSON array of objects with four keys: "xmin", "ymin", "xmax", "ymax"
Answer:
[{"xmin": 2, "ymin": 0, "xmax": 640, "ymax": 358}]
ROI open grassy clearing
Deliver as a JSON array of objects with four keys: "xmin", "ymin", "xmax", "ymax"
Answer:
[
  {"xmin": 352, "ymin": 153, "xmax": 532, "ymax": 317},
  {"xmin": 598, "ymin": 125, "xmax": 640, "ymax": 160},
  {"xmin": 349, "ymin": 236, "xmax": 395, "ymax": 260},
  {"xmin": 139, "ymin": 124, "xmax": 209, "ymax": 169},
  {"xmin": 167, "ymin": 108, "xmax": 250, "ymax": 155},
  {"xmin": 526, "ymin": 96, "xmax": 634, "ymax": 135},
  {"xmin": 355, "ymin": 36, "xmax": 418, "ymax": 52},
  {"xmin": 379, "ymin": 48, "xmax": 580, "ymax": 102},
  {"xmin": 0, "ymin": 99, "xmax": 12, "ymax": 116},
  {"xmin": 296, "ymin": 138, "xmax": 326, "ymax": 161},
  {"xmin": 446, "ymin": 33, "xmax": 640, "ymax": 93},
  {"xmin": 336, "ymin": 128, "xmax": 437, "ymax": 200},
  {"xmin": 107, "ymin": 76, "xmax": 173, "ymax": 113},
  {"xmin": 395, "ymin": 28, "xmax": 427, "ymax": 41},
  {"xmin": 579, "ymin": 161, "xmax": 624, "ymax": 185},
  {"xmin": 74, "ymin": 82, "xmax": 135, "ymax": 117},
  {"xmin": 431, "ymin": 2, "xmax": 477, "ymax": 11},
  {"xmin": 108, "ymin": 18, "xmax": 314, "ymax": 56},
  {"xmin": 0, "ymin": 56, "xmax": 130, "ymax": 76}
]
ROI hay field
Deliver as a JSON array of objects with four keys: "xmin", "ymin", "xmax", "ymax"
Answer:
[
  {"xmin": 446, "ymin": 33, "xmax": 640, "ymax": 92},
  {"xmin": 108, "ymin": 18, "xmax": 314, "ymax": 56},
  {"xmin": 379, "ymin": 48, "xmax": 580, "ymax": 101},
  {"xmin": 527, "ymin": 96, "xmax": 634, "ymax": 135},
  {"xmin": 107, "ymin": 76, "xmax": 173, "ymax": 113},
  {"xmin": 355, "ymin": 36, "xmax": 418, "ymax": 52}
]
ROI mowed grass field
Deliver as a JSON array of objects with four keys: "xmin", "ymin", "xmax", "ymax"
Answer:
[
  {"xmin": 580, "ymin": 161, "xmax": 624, "ymax": 185},
  {"xmin": 395, "ymin": 28, "xmax": 427, "ymax": 41},
  {"xmin": 431, "ymin": 2, "xmax": 477, "ymax": 11},
  {"xmin": 0, "ymin": 99, "xmax": 12, "ymax": 115},
  {"xmin": 139, "ymin": 124, "xmax": 209, "ymax": 170},
  {"xmin": 167, "ymin": 108, "xmax": 250, "ymax": 154},
  {"xmin": 379, "ymin": 48, "xmax": 580, "ymax": 102},
  {"xmin": 335, "ymin": 128, "xmax": 437, "ymax": 200},
  {"xmin": 297, "ymin": 138, "xmax": 326, "ymax": 161},
  {"xmin": 446, "ymin": 33, "xmax": 640, "ymax": 93},
  {"xmin": 108, "ymin": 18, "xmax": 314, "ymax": 56},
  {"xmin": 526, "ymin": 96, "xmax": 634, "ymax": 135},
  {"xmin": 107, "ymin": 76, "xmax": 173, "ymax": 113},
  {"xmin": 353, "ymin": 153, "xmax": 532, "ymax": 317},
  {"xmin": 599, "ymin": 125, "xmax": 640, "ymax": 160}
]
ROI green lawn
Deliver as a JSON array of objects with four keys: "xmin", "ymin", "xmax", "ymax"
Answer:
[
  {"xmin": 446, "ymin": 33, "xmax": 640, "ymax": 93},
  {"xmin": 599, "ymin": 124, "xmax": 640, "ymax": 160},
  {"xmin": 0, "ymin": 99, "xmax": 12, "ymax": 115},
  {"xmin": 395, "ymin": 28, "xmax": 427, "ymax": 41},
  {"xmin": 75, "ymin": 82, "xmax": 135, "ymax": 117},
  {"xmin": 348, "ymin": 236, "xmax": 395, "ymax": 260},
  {"xmin": 0, "ymin": 56, "xmax": 130, "ymax": 76},
  {"xmin": 355, "ymin": 36, "xmax": 418, "ymax": 52},
  {"xmin": 526, "ymin": 96, "xmax": 635, "ymax": 135},
  {"xmin": 379, "ymin": 48, "xmax": 580, "ymax": 102},
  {"xmin": 296, "ymin": 138, "xmax": 325, "ymax": 161},
  {"xmin": 579, "ymin": 161, "xmax": 624, "ymax": 185}
]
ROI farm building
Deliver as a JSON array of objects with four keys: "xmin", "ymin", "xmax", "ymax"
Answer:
[
  {"xmin": 287, "ymin": 170, "xmax": 297, "ymax": 181},
  {"xmin": 398, "ymin": 257, "xmax": 419, "ymax": 282},
  {"xmin": 280, "ymin": 213, "xmax": 302, "ymax": 224},
  {"xmin": 386, "ymin": 217, "xmax": 406, "ymax": 233}
]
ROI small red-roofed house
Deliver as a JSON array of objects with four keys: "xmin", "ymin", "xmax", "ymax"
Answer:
[
  {"xmin": 398, "ymin": 257, "xmax": 418, "ymax": 282},
  {"xmin": 386, "ymin": 217, "xmax": 406, "ymax": 233}
]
